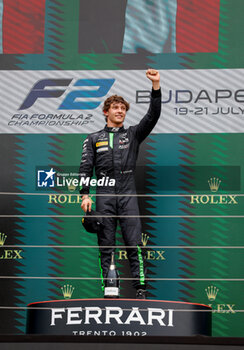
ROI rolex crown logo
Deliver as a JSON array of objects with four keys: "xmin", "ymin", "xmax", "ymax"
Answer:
[
  {"xmin": 205, "ymin": 285, "xmax": 219, "ymax": 301},
  {"xmin": 68, "ymin": 183, "xmax": 77, "ymax": 192},
  {"xmin": 0, "ymin": 233, "xmax": 7, "ymax": 246},
  {"xmin": 208, "ymin": 177, "xmax": 221, "ymax": 192},
  {"xmin": 61, "ymin": 284, "xmax": 75, "ymax": 299},
  {"xmin": 141, "ymin": 233, "xmax": 149, "ymax": 247}
]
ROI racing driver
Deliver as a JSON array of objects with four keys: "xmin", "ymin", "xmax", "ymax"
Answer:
[{"xmin": 79, "ymin": 69, "xmax": 161, "ymax": 299}]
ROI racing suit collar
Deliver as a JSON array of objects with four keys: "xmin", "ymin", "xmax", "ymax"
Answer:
[{"xmin": 104, "ymin": 125, "xmax": 125, "ymax": 133}]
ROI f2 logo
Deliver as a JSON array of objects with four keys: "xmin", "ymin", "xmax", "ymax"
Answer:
[{"xmin": 19, "ymin": 78, "xmax": 115, "ymax": 110}]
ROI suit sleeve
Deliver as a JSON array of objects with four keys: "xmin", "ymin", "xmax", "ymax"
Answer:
[
  {"xmin": 79, "ymin": 135, "xmax": 95, "ymax": 194},
  {"xmin": 135, "ymin": 88, "xmax": 161, "ymax": 143}
]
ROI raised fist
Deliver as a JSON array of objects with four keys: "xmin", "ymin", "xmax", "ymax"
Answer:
[
  {"xmin": 146, "ymin": 69, "xmax": 160, "ymax": 82},
  {"xmin": 146, "ymin": 69, "xmax": 160, "ymax": 90}
]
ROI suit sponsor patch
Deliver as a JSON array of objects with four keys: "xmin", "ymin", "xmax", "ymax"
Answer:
[
  {"xmin": 97, "ymin": 147, "xmax": 109, "ymax": 153},
  {"xmin": 96, "ymin": 141, "xmax": 108, "ymax": 147}
]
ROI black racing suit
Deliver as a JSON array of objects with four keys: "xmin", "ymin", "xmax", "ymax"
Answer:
[{"xmin": 79, "ymin": 88, "xmax": 161, "ymax": 290}]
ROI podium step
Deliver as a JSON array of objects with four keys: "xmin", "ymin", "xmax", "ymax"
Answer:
[{"xmin": 26, "ymin": 298, "xmax": 211, "ymax": 337}]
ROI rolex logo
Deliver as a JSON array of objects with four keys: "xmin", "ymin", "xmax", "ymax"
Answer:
[
  {"xmin": 141, "ymin": 233, "xmax": 149, "ymax": 247},
  {"xmin": 208, "ymin": 177, "xmax": 221, "ymax": 192},
  {"xmin": 0, "ymin": 233, "xmax": 23, "ymax": 260},
  {"xmin": 190, "ymin": 176, "xmax": 237, "ymax": 205},
  {"xmin": 206, "ymin": 286, "xmax": 236, "ymax": 314},
  {"xmin": 118, "ymin": 233, "xmax": 165, "ymax": 261},
  {"xmin": 0, "ymin": 233, "xmax": 7, "ymax": 246},
  {"xmin": 205, "ymin": 286, "xmax": 219, "ymax": 301},
  {"xmin": 61, "ymin": 284, "xmax": 75, "ymax": 299},
  {"xmin": 68, "ymin": 183, "xmax": 77, "ymax": 192}
]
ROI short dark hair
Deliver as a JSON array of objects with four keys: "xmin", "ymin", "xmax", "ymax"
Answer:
[
  {"xmin": 103, "ymin": 95, "xmax": 130, "ymax": 122},
  {"xmin": 103, "ymin": 95, "xmax": 130, "ymax": 113}
]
